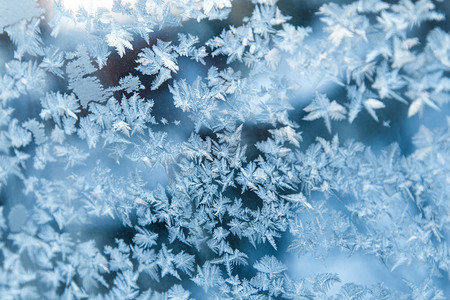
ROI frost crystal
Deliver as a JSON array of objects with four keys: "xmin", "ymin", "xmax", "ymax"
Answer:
[{"xmin": 0, "ymin": 0, "xmax": 449, "ymax": 298}]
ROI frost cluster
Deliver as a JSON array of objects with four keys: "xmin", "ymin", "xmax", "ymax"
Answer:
[{"xmin": 0, "ymin": 0, "xmax": 449, "ymax": 298}]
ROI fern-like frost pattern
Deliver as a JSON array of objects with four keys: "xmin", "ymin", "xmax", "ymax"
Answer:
[{"xmin": 0, "ymin": 0, "xmax": 449, "ymax": 299}]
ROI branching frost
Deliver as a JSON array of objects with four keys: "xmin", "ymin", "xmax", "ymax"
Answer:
[{"xmin": 0, "ymin": 0, "xmax": 449, "ymax": 298}]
